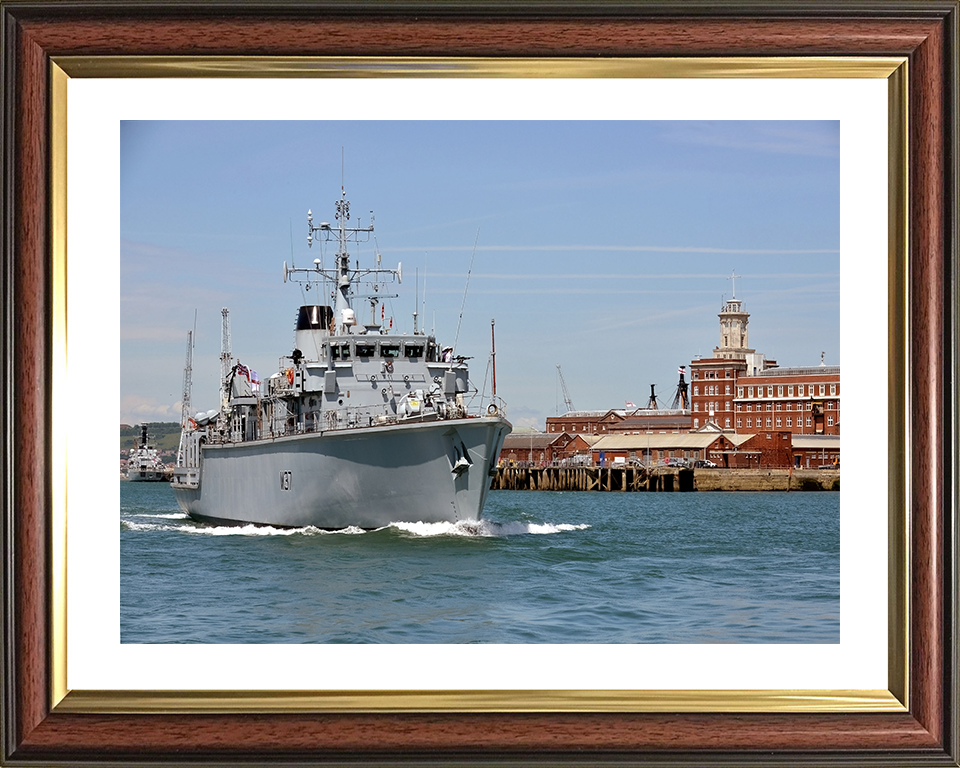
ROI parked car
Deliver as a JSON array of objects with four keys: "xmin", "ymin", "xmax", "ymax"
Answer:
[{"xmin": 694, "ymin": 459, "xmax": 718, "ymax": 468}]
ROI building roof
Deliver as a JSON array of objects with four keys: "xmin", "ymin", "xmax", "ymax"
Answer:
[
  {"xmin": 549, "ymin": 409, "xmax": 626, "ymax": 420},
  {"xmin": 592, "ymin": 433, "xmax": 754, "ymax": 451},
  {"xmin": 501, "ymin": 433, "xmax": 560, "ymax": 450},
  {"xmin": 615, "ymin": 415, "xmax": 691, "ymax": 429},
  {"xmin": 741, "ymin": 366, "xmax": 840, "ymax": 379},
  {"xmin": 792, "ymin": 435, "xmax": 841, "ymax": 450},
  {"xmin": 690, "ymin": 357, "xmax": 745, "ymax": 367}
]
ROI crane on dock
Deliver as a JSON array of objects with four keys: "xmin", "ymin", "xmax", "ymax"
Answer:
[
  {"xmin": 176, "ymin": 328, "xmax": 194, "ymax": 465},
  {"xmin": 556, "ymin": 364, "xmax": 575, "ymax": 414}
]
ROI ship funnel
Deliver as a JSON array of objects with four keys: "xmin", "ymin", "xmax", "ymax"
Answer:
[{"xmin": 296, "ymin": 305, "xmax": 334, "ymax": 361}]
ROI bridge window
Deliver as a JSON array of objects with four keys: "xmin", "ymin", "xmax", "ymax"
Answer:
[
  {"xmin": 380, "ymin": 344, "xmax": 400, "ymax": 359},
  {"xmin": 355, "ymin": 343, "xmax": 375, "ymax": 358},
  {"xmin": 404, "ymin": 344, "xmax": 424, "ymax": 359}
]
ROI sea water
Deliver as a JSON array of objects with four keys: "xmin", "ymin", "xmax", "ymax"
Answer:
[{"xmin": 120, "ymin": 482, "xmax": 839, "ymax": 644}]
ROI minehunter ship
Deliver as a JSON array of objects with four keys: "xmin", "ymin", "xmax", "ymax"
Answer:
[
  {"xmin": 171, "ymin": 189, "xmax": 511, "ymax": 529},
  {"xmin": 127, "ymin": 425, "xmax": 168, "ymax": 482}
]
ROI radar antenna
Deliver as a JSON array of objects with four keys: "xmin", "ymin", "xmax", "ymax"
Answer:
[{"xmin": 300, "ymin": 188, "xmax": 399, "ymax": 334}]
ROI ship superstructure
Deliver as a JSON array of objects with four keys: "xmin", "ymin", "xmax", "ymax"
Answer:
[
  {"xmin": 171, "ymin": 188, "xmax": 511, "ymax": 528},
  {"xmin": 127, "ymin": 425, "xmax": 167, "ymax": 482}
]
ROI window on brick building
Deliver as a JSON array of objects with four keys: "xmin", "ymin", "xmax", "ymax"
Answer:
[
  {"xmin": 787, "ymin": 417, "xmax": 792, "ymax": 427},
  {"xmin": 725, "ymin": 418, "xmax": 730, "ymax": 428},
  {"xmin": 694, "ymin": 419, "xmax": 699, "ymax": 428},
  {"xmin": 830, "ymin": 384, "xmax": 837, "ymax": 395},
  {"xmin": 798, "ymin": 384, "xmax": 805, "ymax": 396},
  {"xmin": 786, "ymin": 402, "xmax": 791, "ymax": 411},
  {"xmin": 726, "ymin": 401, "xmax": 731, "ymax": 411},
  {"xmin": 776, "ymin": 417, "xmax": 782, "ymax": 427},
  {"xmin": 693, "ymin": 386, "xmax": 699, "ymax": 395},
  {"xmin": 725, "ymin": 385, "xmax": 731, "ymax": 395},
  {"xmin": 737, "ymin": 387, "xmax": 743, "ymax": 397},
  {"xmin": 776, "ymin": 403, "xmax": 782, "ymax": 411},
  {"xmin": 737, "ymin": 418, "xmax": 742, "ymax": 428},
  {"xmin": 746, "ymin": 418, "xmax": 752, "ymax": 427},
  {"xmin": 778, "ymin": 385, "xmax": 783, "ymax": 397},
  {"xmin": 766, "ymin": 417, "xmax": 772, "ymax": 428},
  {"xmin": 828, "ymin": 416, "xmax": 834, "ymax": 427},
  {"xmin": 819, "ymin": 384, "xmax": 825, "ymax": 396},
  {"xmin": 748, "ymin": 386, "xmax": 754, "ymax": 397},
  {"xmin": 788, "ymin": 385, "xmax": 794, "ymax": 397},
  {"xmin": 806, "ymin": 416, "xmax": 812, "ymax": 426},
  {"xmin": 767, "ymin": 385, "xmax": 773, "ymax": 397}
]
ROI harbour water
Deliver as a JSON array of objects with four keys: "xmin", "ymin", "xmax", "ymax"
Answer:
[{"xmin": 121, "ymin": 482, "xmax": 839, "ymax": 644}]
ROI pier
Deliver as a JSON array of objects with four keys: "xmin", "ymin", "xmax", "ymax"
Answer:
[
  {"xmin": 492, "ymin": 466, "xmax": 694, "ymax": 492},
  {"xmin": 491, "ymin": 467, "xmax": 839, "ymax": 492}
]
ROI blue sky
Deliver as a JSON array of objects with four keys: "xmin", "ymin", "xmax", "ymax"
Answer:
[{"xmin": 120, "ymin": 120, "xmax": 839, "ymax": 428}]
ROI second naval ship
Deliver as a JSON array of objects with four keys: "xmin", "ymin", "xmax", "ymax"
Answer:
[
  {"xmin": 171, "ymin": 188, "xmax": 511, "ymax": 529},
  {"xmin": 127, "ymin": 425, "xmax": 167, "ymax": 482}
]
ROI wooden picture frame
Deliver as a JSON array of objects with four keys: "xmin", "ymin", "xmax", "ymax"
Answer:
[{"xmin": 2, "ymin": 2, "xmax": 957, "ymax": 765}]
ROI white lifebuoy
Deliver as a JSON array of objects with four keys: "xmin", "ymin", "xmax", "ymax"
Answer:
[
  {"xmin": 385, "ymin": 361, "xmax": 394, "ymax": 374},
  {"xmin": 487, "ymin": 403, "xmax": 498, "ymax": 416}
]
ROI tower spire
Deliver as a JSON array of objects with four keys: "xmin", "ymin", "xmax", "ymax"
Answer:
[{"xmin": 728, "ymin": 269, "xmax": 739, "ymax": 299}]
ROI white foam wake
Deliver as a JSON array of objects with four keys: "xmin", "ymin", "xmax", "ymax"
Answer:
[
  {"xmin": 121, "ymin": 519, "xmax": 368, "ymax": 536},
  {"xmin": 122, "ymin": 517, "xmax": 588, "ymax": 538},
  {"xmin": 391, "ymin": 519, "xmax": 590, "ymax": 538},
  {"xmin": 128, "ymin": 512, "xmax": 189, "ymax": 520}
]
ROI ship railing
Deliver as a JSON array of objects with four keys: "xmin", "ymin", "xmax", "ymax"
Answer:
[{"xmin": 216, "ymin": 397, "xmax": 506, "ymax": 444}]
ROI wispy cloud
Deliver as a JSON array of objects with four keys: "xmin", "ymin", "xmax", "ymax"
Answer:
[
  {"xmin": 663, "ymin": 122, "xmax": 840, "ymax": 158},
  {"xmin": 389, "ymin": 245, "xmax": 839, "ymax": 255}
]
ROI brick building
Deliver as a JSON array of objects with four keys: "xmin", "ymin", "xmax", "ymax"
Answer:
[
  {"xmin": 608, "ymin": 409, "xmax": 692, "ymax": 435},
  {"xmin": 734, "ymin": 364, "xmax": 840, "ymax": 436},
  {"xmin": 545, "ymin": 409, "xmax": 626, "ymax": 436},
  {"xmin": 688, "ymin": 278, "xmax": 778, "ymax": 431},
  {"xmin": 792, "ymin": 434, "xmax": 841, "ymax": 467},
  {"xmin": 499, "ymin": 431, "xmax": 596, "ymax": 466},
  {"xmin": 591, "ymin": 433, "xmax": 731, "ymax": 467}
]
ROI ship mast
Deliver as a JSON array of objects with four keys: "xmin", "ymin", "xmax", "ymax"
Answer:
[
  {"xmin": 302, "ymin": 187, "xmax": 399, "ymax": 334},
  {"xmin": 220, "ymin": 307, "xmax": 232, "ymax": 406}
]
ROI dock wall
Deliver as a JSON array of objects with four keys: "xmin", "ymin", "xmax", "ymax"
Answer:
[{"xmin": 491, "ymin": 467, "xmax": 839, "ymax": 492}]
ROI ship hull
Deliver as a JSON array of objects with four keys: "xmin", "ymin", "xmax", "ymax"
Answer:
[
  {"xmin": 127, "ymin": 469, "xmax": 166, "ymax": 482},
  {"xmin": 172, "ymin": 416, "xmax": 509, "ymax": 529}
]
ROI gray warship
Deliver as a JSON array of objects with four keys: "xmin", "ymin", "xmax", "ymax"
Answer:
[
  {"xmin": 171, "ymin": 188, "xmax": 511, "ymax": 529},
  {"xmin": 127, "ymin": 425, "xmax": 167, "ymax": 482}
]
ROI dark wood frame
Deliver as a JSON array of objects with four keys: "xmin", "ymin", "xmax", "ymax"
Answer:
[{"xmin": 2, "ymin": 2, "xmax": 957, "ymax": 765}]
